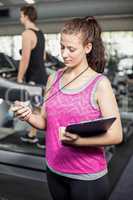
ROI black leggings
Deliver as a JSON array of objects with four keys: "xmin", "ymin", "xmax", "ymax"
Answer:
[{"xmin": 46, "ymin": 168, "xmax": 109, "ymax": 200}]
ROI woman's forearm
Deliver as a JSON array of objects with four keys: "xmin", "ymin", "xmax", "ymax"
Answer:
[
  {"xmin": 27, "ymin": 113, "xmax": 46, "ymax": 130},
  {"xmin": 72, "ymin": 129, "xmax": 123, "ymax": 147}
]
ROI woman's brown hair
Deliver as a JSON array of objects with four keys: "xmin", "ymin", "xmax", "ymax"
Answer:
[{"xmin": 61, "ymin": 16, "xmax": 106, "ymax": 73}]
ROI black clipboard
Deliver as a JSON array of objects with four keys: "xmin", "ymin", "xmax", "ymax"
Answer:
[{"xmin": 65, "ymin": 116, "xmax": 116, "ymax": 137}]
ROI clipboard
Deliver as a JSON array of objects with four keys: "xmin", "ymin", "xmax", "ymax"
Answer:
[{"xmin": 65, "ymin": 116, "xmax": 116, "ymax": 137}]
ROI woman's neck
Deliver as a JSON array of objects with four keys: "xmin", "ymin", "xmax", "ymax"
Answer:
[
  {"xmin": 65, "ymin": 64, "xmax": 96, "ymax": 80},
  {"xmin": 25, "ymin": 21, "xmax": 38, "ymax": 30},
  {"xmin": 66, "ymin": 60, "xmax": 89, "ymax": 75}
]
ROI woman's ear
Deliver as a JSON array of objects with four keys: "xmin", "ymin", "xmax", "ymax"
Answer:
[{"xmin": 85, "ymin": 42, "xmax": 92, "ymax": 54}]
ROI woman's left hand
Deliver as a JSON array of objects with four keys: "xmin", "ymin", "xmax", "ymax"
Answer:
[{"xmin": 59, "ymin": 127, "xmax": 79, "ymax": 145}]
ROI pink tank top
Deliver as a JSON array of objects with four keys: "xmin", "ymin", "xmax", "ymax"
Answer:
[{"xmin": 45, "ymin": 70, "xmax": 107, "ymax": 174}]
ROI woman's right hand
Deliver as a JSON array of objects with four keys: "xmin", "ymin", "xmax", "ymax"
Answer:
[{"xmin": 11, "ymin": 101, "xmax": 32, "ymax": 121}]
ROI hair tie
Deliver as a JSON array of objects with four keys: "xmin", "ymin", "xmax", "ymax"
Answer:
[{"xmin": 84, "ymin": 16, "xmax": 95, "ymax": 22}]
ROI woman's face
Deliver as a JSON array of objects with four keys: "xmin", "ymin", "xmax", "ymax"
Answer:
[
  {"xmin": 60, "ymin": 33, "xmax": 90, "ymax": 69},
  {"xmin": 20, "ymin": 11, "xmax": 27, "ymax": 25}
]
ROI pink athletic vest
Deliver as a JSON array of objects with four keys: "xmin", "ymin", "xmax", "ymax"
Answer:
[{"xmin": 45, "ymin": 70, "xmax": 107, "ymax": 174}]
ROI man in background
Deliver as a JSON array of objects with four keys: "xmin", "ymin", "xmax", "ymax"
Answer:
[{"xmin": 18, "ymin": 5, "xmax": 47, "ymax": 148}]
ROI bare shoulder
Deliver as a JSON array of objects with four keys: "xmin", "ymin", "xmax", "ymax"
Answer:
[
  {"xmin": 47, "ymin": 68, "xmax": 64, "ymax": 82},
  {"xmin": 97, "ymin": 75, "xmax": 112, "ymax": 91},
  {"xmin": 45, "ymin": 67, "xmax": 66, "ymax": 93},
  {"xmin": 22, "ymin": 30, "xmax": 35, "ymax": 39},
  {"xmin": 48, "ymin": 71, "xmax": 57, "ymax": 83}
]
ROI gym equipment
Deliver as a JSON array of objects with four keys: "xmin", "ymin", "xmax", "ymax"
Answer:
[
  {"xmin": 0, "ymin": 77, "xmax": 43, "ymax": 102},
  {"xmin": 108, "ymin": 134, "xmax": 133, "ymax": 200},
  {"xmin": 0, "ymin": 101, "xmax": 10, "ymax": 126}
]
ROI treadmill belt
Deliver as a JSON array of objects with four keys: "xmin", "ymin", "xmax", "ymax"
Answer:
[{"xmin": 0, "ymin": 131, "xmax": 45, "ymax": 157}]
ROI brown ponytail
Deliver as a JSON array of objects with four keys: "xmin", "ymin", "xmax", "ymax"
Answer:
[{"xmin": 61, "ymin": 16, "xmax": 106, "ymax": 73}]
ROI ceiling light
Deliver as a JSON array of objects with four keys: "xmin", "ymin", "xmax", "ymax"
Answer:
[
  {"xmin": 0, "ymin": 2, "xmax": 4, "ymax": 6},
  {"xmin": 0, "ymin": 98, "xmax": 3, "ymax": 104},
  {"xmin": 24, "ymin": 0, "xmax": 35, "ymax": 4}
]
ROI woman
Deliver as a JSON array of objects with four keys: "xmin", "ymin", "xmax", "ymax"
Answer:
[{"xmin": 13, "ymin": 16, "xmax": 123, "ymax": 200}]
